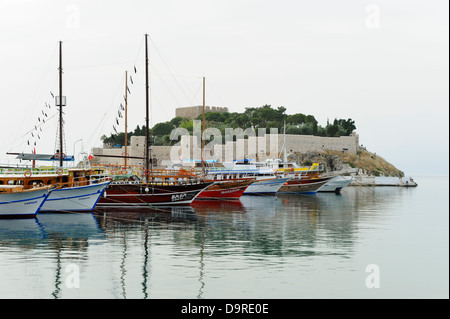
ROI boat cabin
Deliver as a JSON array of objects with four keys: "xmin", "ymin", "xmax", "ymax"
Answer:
[{"xmin": 0, "ymin": 167, "xmax": 105, "ymax": 189}]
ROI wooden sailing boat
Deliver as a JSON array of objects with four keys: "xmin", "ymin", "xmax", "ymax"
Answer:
[
  {"xmin": 96, "ymin": 34, "xmax": 212, "ymax": 208},
  {"xmin": 193, "ymin": 77, "xmax": 255, "ymax": 200},
  {"xmin": 2, "ymin": 41, "xmax": 111, "ymax": 212}
]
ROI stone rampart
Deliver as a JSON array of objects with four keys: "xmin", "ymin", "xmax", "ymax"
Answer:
[{"xmin": 175, "ymin": 106, "xmax": 229, "ymax": 119}]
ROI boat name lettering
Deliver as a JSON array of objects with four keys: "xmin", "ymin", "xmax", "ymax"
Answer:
[
  {"xmin": 221, "ymin": 189, "xmax": 239, "ymax": 194},
  {"xmin": 172, "ymin": 193, "xmax": 187, "ymax": 202},
  {"xmin": 24, "ymin": 201, "xmax": 38, "ymax": 205}
]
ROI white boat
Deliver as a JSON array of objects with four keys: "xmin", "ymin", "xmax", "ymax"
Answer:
[
  {"xmin": 40, "ymin": 181, "xmax": 110, "ymax": 212},
  {"xmin": 0, "ymin": 168, "xmax": 111, "ymax": 212},
  {"xmin": 2, "ymin": 41, "xmax": 111, "ymax": 213},
  {"xmin": 0, "ymin": 186, "xmax": 52, "ymax": 219},
  {"xmin": 208, "ymin": 160, "xmax": 291, "ymax": 195},
  {"xmin": 349, "ymin": 176, "xmax": 418, "ymax": 187},
  {"xmin": 244, "ymin": 177, "xmax": 292, "ymax": 195},
  {"xmin": 318, "ymin": 176, "xmax": 353, "ymax": 193}
]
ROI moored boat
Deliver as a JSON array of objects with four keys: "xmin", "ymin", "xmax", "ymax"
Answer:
[
  {"xmin": 97, "ymin": 178, "xmax": 213, "ymax": 207},
  {"xmin": 277, "ymin": 176, "xmax": 333, "ymax": 195},
  {"xmin": 0, "ymin": 167, "xmax": 111, "ymax": 212},
  {"xmin": 317, "ymin": 176, "xmax": 353, "ymax": 193},
  {"xmin": 41, "ymin": 180, "xmax": 110, "ymax": 212},
  {"xmin": 195, "ymin": 178, "xmax": 254, "ymax": 200},
  {"xmin": 3, "ymin": 40, "xmax": 111, "ymax": 213},
  {"xmin": 207, "ymin": 161, "xmax": 292, "ymax": 195},
  {"xmin": 0, "ymin": 185, "xmax": 52, "ymax": 219}
]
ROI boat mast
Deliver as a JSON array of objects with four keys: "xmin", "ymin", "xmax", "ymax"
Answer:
[
  {"xmin": 144, "ymin": 34, "xmax": 150, "ymax": 183},
  {"xmin": 58, "ymin": 41, "xmax": 63, "ymax": 168},
  {"xmin": 201, "ymin": 76, "xmax": 205, "ymax": 174},
  {"xmin": 283, "ymin": 121, "xmax": 287, "ymax": 163},
  {"xmin": 124, "ymin": 70, "xmax": 128, "ymax": 169}
]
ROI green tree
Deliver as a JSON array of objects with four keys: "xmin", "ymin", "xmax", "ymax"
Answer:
[
  {"xmin": 152, "ymin": 122, "xmax": 174, "ymax": 136},
  {"xmin": 170, "ymin": 116, "xmax": 186, "ymax": 127},
  {"xmin": 286, "ymin": 113, "xmax": 306, "ymax": 125}
]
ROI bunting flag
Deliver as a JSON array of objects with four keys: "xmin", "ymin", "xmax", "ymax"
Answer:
[
  {"xmin": 130, "ymin": 76, "xmax": 133, "ymax": 84},
  {"xmin": 25, "ymin": 90, "xmax": 57, "ymax": 151},
  {"xmin": 134, "ymin": 65, "xmax": 137, "ymax": 73}
]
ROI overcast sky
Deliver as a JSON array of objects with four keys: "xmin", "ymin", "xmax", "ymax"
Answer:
[{"xmin": 0, "ymin": 0, "xmax": 448, "ymax": 176}]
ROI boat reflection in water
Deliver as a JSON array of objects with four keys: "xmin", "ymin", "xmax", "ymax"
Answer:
[
  {"xmin": 0, "ymin": 218, "xmax": 47, "ymax": 246},
  {"xmin": 191, "ymin": 199, "xmax": 245, "ymax": 214},
  {"xmin": 93, "ymin": 205, "xmax": 198, "ymax": 227},
  {"xmin": 0, "ymin": 184, "xmax": 413, "ymax": 299}
]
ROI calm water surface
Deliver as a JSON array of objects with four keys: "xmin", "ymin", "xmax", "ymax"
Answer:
[{"xmin": 0, "ymin": 176, "xmax": 448, "ymax": 299}]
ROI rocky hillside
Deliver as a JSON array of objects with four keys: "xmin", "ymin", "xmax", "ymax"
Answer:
[{"xmin": 288, "ymin": 148, "xmax": 404, "ymax": 177}]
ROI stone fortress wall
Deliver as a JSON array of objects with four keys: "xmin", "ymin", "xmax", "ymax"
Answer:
[
  {"xmin": 175, "ymin": 105, "xmax": 229, "ymax": 120},
  {"xmin": 92, "ymin": 106, "xmax": 359, "ymax": 166}
]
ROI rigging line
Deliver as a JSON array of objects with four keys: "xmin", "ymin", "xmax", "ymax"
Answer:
[
  {"xmin": 87, "ymin": 73, "xmax": 126, "ymax": 146},
  {"xmin": 148, "ymin": 36, "xmax": 201, "ymax": 106},
  {"xmin": 7, "ymin": 113, "xmax": 58, "ymax": 153},
  {"xmin": 20, "ymin": 114, "xmax": 58, "ymax": 138},
  {"xmin": 62, "ymin": 33, "xmax": 143, "ymax": 43},
  {"xmin": 204, "ymin": 79, "xmax": 227, "ymax": 109},
  {"xmin": 14, "ymin": 43, "xmax": 59, "ymax": 143},
  {"xmin": 88, "ymin": 36, "xmax": 144, "ymax": 145},
  {"xmin": 190, "ymin": 81, "xmax": 204, "ymax": 107},
  {"xmin": 148, "ymin": 62, "xmax": 183, "ymax": 110},
  {"xmin": 64, "ymin": 60, "xmax": 137, "ymax": 70},
  {"xmin": 147, "ymin": 90, "xmax": 172, "ymax": 123},
  {"xmin": 133, "ymin": 36, "xmax": 145, "ymax": 67}
]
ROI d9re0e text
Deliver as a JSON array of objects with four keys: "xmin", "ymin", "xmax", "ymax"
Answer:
[{"xmin": 225, "ymin": 303, "xmax": 269, "ymax": 314}]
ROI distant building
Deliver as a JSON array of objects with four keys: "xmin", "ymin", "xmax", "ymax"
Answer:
[{"xmin": 175, "ymin": 106, "xmax": 228, "ymax": 120}]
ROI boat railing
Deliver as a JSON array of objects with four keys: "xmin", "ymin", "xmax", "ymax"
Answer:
[
  {"xmin": 110, "ymin": 177, "xmax": 205, "ymax": 187},
  {"xmin": 0, "ymin": 166, "xmax": 70, "ymax": 176}
]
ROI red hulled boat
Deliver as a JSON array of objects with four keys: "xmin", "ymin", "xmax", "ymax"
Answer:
[
  {"xmin": 97, "ymin": 179, "xmax": 213, "ymax": 207},
  {"xmin": 195, "ymin": 178, "xmax": 254, "ymax": 200}
]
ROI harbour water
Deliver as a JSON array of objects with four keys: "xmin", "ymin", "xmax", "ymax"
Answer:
[{"xmin": 0, "ymin": 176, "xmax": 448, "ymax": 299}]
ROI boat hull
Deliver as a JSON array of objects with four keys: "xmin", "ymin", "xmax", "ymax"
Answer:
[
  {"xmin": 40, "ymin": 181, "xmax": 110, "ymax": 212},
  {"xmin": 243, "ymin": 177, "xmax": 291, "ymax": 195},
  {"xmin": 96, "ymin": 182, "xmax": 213, "ymax": 207},
  {"xmin": 318, "ymin": 176, "xmax": 353, "ymax": 193},
  {"xmin": 196, "ymin": 179, "xmax": 253, "ymax": 200},
  {"xmin": 0, "ymin": 187, "xmax": 51, "ymax": 219},
  {"xmin": 278, "ymin": 177, "xmax": 332, "ymax": 194}
]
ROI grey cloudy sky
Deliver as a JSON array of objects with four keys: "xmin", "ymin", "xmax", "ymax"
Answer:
[{"xmin": 0, "ymin": 0, "xmax": 448, "ymax": 176}]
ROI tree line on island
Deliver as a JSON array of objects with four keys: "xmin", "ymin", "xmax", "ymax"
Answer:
[{"xmin": 101, "ymin": 104, "xmax": 356, "ymax": 147}]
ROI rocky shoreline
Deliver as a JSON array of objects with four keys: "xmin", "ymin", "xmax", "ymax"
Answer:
[{"xmin": 288, "ymin": 148, "xmax": 417, "ymax": 187}]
